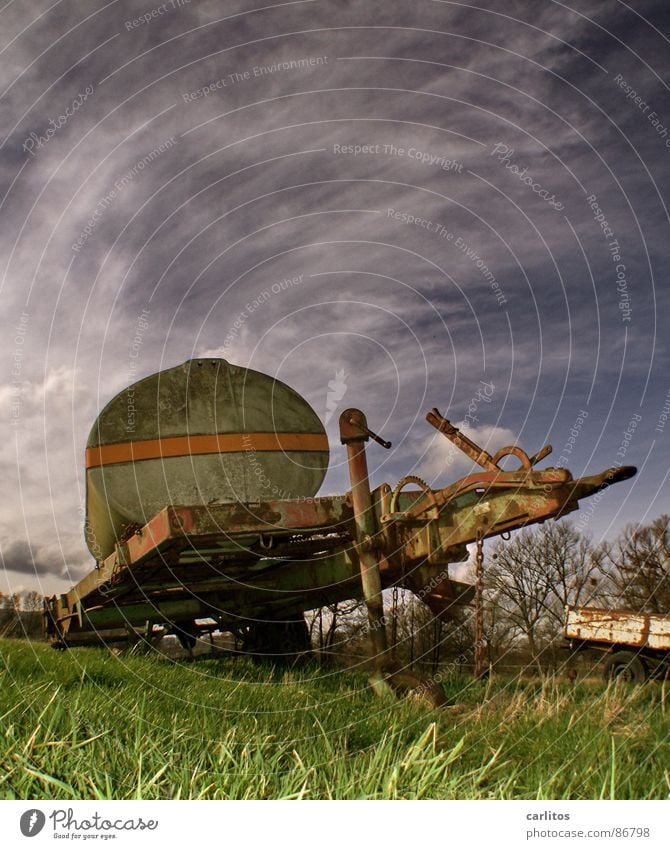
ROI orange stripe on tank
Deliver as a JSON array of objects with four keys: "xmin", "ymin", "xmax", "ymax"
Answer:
[{"xmin": 85, "ymin": 432, "xmax": 329, "ymax": 469}]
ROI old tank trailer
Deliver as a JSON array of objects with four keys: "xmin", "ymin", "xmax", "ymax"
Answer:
[{"xmin": 44, "ymin": 358, "xmax": 636, "ymax": 706}]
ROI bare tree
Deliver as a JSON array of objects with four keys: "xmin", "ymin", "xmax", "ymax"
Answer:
[
  {"xmin": 533, "ymin": 521, "xmax": 601, "ymax": 626},
  {"xmin": 485, "ymin": 521, "xmax": 600, "ymax": 658},
  {"xmin": 486, "ymin": 531, "xmax": 551, "ymax": 657},
  {"xmin": 482, "ymin": 591, "xmax": 518, "ymax": 665},
  {"xmin": 307, "ymin": 600, "xmax": 366, "ymax": 661},
  {"xmin": 22, "ymin": 590, "xmax": 44, "ymax": 611},
  {"xmin": 598, "ymin": 515, "xmax": 670, "ymax": 613}
]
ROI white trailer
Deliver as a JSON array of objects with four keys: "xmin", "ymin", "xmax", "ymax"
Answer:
[{"xmin": 564, "ymin": 606, "xmax": 670, "ymax": 682}]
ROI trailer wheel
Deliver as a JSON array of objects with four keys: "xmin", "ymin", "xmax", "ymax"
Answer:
[
  {"xmin": 241, "ymin": 617, "xmax": 312, "ymax": 666},
  {"xmin": 603, "ymin": 651, "xmax": 647, "ymax": 683}
]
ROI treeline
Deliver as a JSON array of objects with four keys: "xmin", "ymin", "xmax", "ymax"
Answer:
[
  {"xmin": 0, "ymin": 590, "xmax": 44, "ymax": 639},
  {"xmin": 482, "ymin": 514, "xmax": 670, "ymax": 661}
]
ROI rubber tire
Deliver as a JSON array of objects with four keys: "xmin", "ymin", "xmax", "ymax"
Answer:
[
  {"xmin": 241, "ymin": 617, "xmax": 312, "ymax": 666},
  {"xmin": 603, "ymin": 651, "xmax": 647, "ymax": 684},
  {"xmin": 172, "ymin": 620, "xmax": 199, "ymax": 652}
]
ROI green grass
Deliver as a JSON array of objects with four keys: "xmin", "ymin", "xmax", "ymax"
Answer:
[{"xmin": 0, "ymin": 639, "xmax": 668, "ymax": 799}]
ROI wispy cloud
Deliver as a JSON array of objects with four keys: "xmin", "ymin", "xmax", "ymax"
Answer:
[{"xmin": 1, "ymin": 0, "xmax": 668, "ymax": 588}]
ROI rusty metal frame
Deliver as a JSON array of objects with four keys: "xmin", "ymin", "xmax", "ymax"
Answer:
[{"xmin": 45, "ymin": 403, "xmax": 636, "ymax": 707}]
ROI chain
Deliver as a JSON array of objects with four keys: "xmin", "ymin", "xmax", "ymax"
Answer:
[
  {"xmin": 432, "ymin": 615, "xmax": 441, "ymax": 675},
  {"xmin": 474, "ymin": 532, "xmax": 486, "ymax": 679},
  {"xmin": 409, "ymin": 591, "xmax": 415, "ymax": 665},
  {"xmin": 390, "ymin": 583, "xmax": 399, "ymax": 652}
]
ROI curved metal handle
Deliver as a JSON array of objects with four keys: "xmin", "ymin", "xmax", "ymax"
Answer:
[{"xmin": 491, "ymin": 445, "xmax": 533, "ymax": 470}]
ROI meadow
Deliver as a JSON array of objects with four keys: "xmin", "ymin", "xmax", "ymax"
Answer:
[{"xmin": 0, "ymin": 638, "xmax": 667, "ymax": 800}]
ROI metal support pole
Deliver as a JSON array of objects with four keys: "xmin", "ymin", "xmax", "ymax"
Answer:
[
  {"xmin": 345, "ymin": 441, "xmax": 389, "ymax": 661},
  {"xmin": 340, "ymin": 409, "xmax": 390, "ymax": 667}
]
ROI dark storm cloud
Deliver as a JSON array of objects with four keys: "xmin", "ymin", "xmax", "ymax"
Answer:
[
  {"xmin": 1, "ymin": 539, "xmax": 63, "ymax": 576},
  {"xmin": 1, "ymin": 0, "xmax": 669, "ymax": 589}
]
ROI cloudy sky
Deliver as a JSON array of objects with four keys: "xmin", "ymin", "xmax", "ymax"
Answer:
[{"xmin": 1, "ymin": 0, "xmax": 669, "ymax": 595}]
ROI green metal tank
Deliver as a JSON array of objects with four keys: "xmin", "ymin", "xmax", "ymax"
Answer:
[{"xmin": 85, "ymin": 358, "xmax": 329, "ymax": 560}]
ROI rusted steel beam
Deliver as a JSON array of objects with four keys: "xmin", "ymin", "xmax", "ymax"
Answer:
[
  {"xmin": 426, "ymin": 409, "xmax": 500, "ymax": 471},
  {"xmin": 63, "ymin": 552, "xmax": 364, "ymax": 635},
  {"xmin": 54, "ymin": 497, "xmax": 355, "ymax": 619}
]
